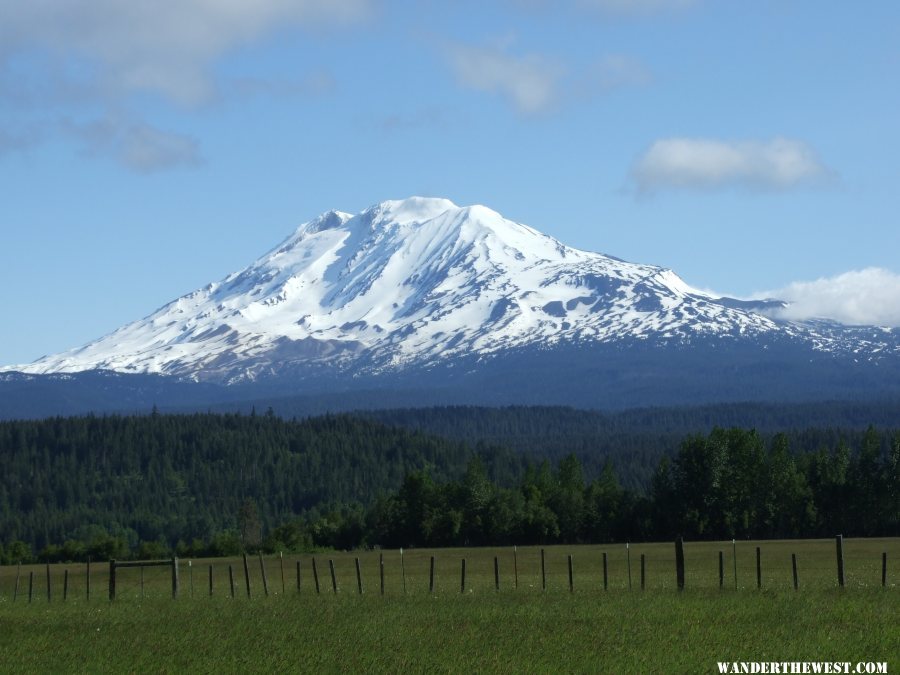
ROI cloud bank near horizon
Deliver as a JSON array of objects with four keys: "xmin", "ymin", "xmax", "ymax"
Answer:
[{"xmin": 761, "ymin": 268, "xmax": 900, "ymax": 328}]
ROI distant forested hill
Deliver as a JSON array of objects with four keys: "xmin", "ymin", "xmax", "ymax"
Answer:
[
  {"xmin": 364, "ymin": 402, "xmax": 900, "ymax": 489},
  {"xmin": 0, "ymin": 413, "xmax": 523, "ymax": 554}
]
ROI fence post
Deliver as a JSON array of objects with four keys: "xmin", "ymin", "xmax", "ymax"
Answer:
[
  {"xmin": 242, "ymin": 553, "xmax": 252, "ymax": 598},
  {"xmin": 28, "ymin": 571, "xmax": 34, "ymax": 603},
  {"xmin": 675, "ymin": 537, "xmax": 685, "ymax": 591},
  {"xmin": 141, "ymin": 566, "xmax": 144, "ymax": 599},
  {"xmin": 568, "ymin": 554, "xmax": 574, "ymax": 593},
  {"xmin": 209, "ymin": 565, "xmax": 214, "ymax": 597},
  {"xmin": 379, "ymin": 553, "xmax": 385, "ymax": 596},
  {"xmin": 718, "ymin": 551, "xmax": 724, "ymax": 590},
  {"xmin": 792, "ymin": 553, "xmax": 798, "ymax": 590},
  {"xmin": 312, "ymin": 557, "xmax": 320, "ymax": 594},
  {"xmin": 64, "ymin": 569, "xmax": 69, "ymax": 601},
  {"xmin": 108, "ymin": 560, "xmax": 115, "ymax": 601},
  {"xmin": 86, "ymin": 558, "xmax": 91, "ymax": 601},
  {"xmin": 258, "ymin": 552, "xmax": 269, "ymax": 597},
  {"xmin": 13, "ymin": 562, "xmax": 20, "ymax": 602},
  {"xmin": 172, "ymin": 557, "xmax": 180, "ymax": 599},
  {"xmin": 602, "ymin": 552, "xmax": 608, "ymax": 591},
  {"xmin": 541, "ymin": 548, "xmax": 546, "ymax": 591},
  {"xmin": 228, "ymin": 565, "xmax": 235, "ymax": 599},
  {"xmin": 328, "ymin": 559, "xmax": 337, "ymax": 594},
  {"xmin": 732, "ymin": 539, "xmax": 737, "ymax": 590},
  {"xmin": 513, "ymin": 546, "xmax": 518, "ymax": 590},
  {"xmin": 835, "ymin": 535, "xmax": 845, "ymax": 588},
  {"xmin": 355, "ymin": 558, "xmax": 363, "ymax": 595},
  {"xmin": 46, "ymin": 563, "xmax": 51, "ymax": 602},
  {"xmin": 297, "ymin": 560, "xmax": 302, "ymax": 592},
  {"xmin": 189, "ymin": 560, "xmax": 194, "ymax": 598},
  {"xmin": 460, "ymin": 558, "xmax": 466, "ymax": 594},
  {"xmin": 400, "ymin": 548, "xmax": 406, "ymax": 594},
  {"xmin": 756, "ymin": 547, "xmax": 762, "ymax": 590},
  {"xmin": 883, "ymin": 552, "xmax": 887, "ymax": 588},
  {"xmin": 280, "ymin": 552, "xmax": 285, "ymax": 595},
  {"xmin": 627, "ymin": 543, "xmax": 632, "ymax": 591},
  {"xmin": 640, "ymin": 554, "xmax": 645, "ymax": 591},
  {"xmin": 494, "ymin": 556, "xmax": 500, "ymax": 591},
  {"xmin": 429, "ymin": 556, "xmax": 435, "ymax": 594}
]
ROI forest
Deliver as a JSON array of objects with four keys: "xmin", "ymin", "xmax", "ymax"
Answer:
[{"xmin": 0, "ymin": 411, "xmax": 897, "ymax": 562}]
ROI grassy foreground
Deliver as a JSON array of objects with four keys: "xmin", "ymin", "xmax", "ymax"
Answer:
[
  {"xmin": 0, "ymin": 590, "xmax": 897, "ymax": 673},
  {"xmin": 0, "ymin": 539, "xmax": 897, "ymax": 672}
]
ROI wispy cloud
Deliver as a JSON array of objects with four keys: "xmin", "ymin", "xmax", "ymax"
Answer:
[
  {"xmin": 443, "ymin": 39, "xmax": 651, "ymax": 115},
  {"xmin": 445, "ymin": 41, "xmax": 564, "ymax": 115},
  {"xmin": 631, "ymin": 137, "xmax": 832, "ymax": 194},
  {"xmin": 62, "ymin": 115, "xmax": 203, "ymax": 173},
  {"xmin": 761, "ymin": 268, "xmax": 900, "ymax": 327},
  {"xmin": 0, "ymin": 0, "xmax": 371, "ymax": 106}
]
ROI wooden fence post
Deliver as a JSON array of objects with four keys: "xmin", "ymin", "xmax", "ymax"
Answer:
[
  {"xmin": 379, "ymin": 553, "xmax": 385, "ymax": 596},
  {"xmin": 627, "ymin": 543, "xmax": 632, "ymax": 591},
  {"xmin": 400, "ymin": 548, "xmax": 406, "ymax": 594},
  {"xmin": 835, "ymin": 535, "xmax": 845, "ymax": 588},
  {"xmin": 242, "ymin": 553, "xmax": 251, "ymax": 598},
  {"xmin": 883, "ymin": 552, "xmax": 887, "ymax": 588},
  {"xmin": 172, "ymin": 557, "xmax": 180, "ymax": 599},
  {"xmin": 568, "ymin": 554, "xmax": 574, "ymax": 593},
  {"xmin": 189, "ymin": 560, "xmax": 194, "ymax": 598},
  {"xmin": 64, "ymin": 569, "xmax": 69, "ymax": 601},
  {"xmin": 732, "ymin": 539, "xmax": 737, "ymax": 590},
  {"xmin": 429, "ymin": 556, "xmax": 435, "ymax": 594},
  {"xmin": 209, "ymin": 565, "xmax": 214, "ymax": 597},
  {"xmin": 280, "ymin": 552, "xmax": 285, "ymax": 595},
  {"xmin": 494, "ymin": 556, "xmax": 500, "ymax": 591},
  {"xmin": 108, "ymin": 560, "xmax": 115, "ymax": 601},
  {"xmin": 460, "ymin": 558, "xmax": 466, "ymax": 594},
  {"xmin": 640, "ymin": 554, "xmax": 646, "ymax": 591},
  {"xmin": 297, "ymin": 560, "xmax": 302, "ymax": 592},
  {"xmin": 602, "ymin": 552, "xmax": 608, "ymax": 591},
  {"xmin": 28, "ymin": 571, "xmax": 34, "ymax": 603},
  {"xmin": 13, "ymin": 562, "xmax": 20, "ymax": 602},
  {"xmin": 140, "ymin": 567, "xmax": 144, "ymax": 599},
  {"xmin": 355, "ymin": 558, "xmax": 363, "ymax": 595},
  {"xmin": 312, "ymin": 557, "xmax": 320, "ymax": 594},
  {"xmin": 540, "ymin": 548, "xmax": 546, "ymax": 591},
  {"xmin": 258, "ymin": 552, "xmax": 269, "ymax": 597},
  {"xmin": 329, "ymin": 559, "xmax": 338, "ymax": 594},
  {"xmin": 718, "ymin": 551, "xmax": 724, "ymax": 590},
  {"xmin": 86, "ymin": 558, "xmax": 91, "ymax": 601},
  {"xmin": 513, "ymin": 546, "xmax": 518, "ymax": 590},
  {"xmin": 756, "ymin": 547, "xmax": 762, "ymax": 590},
  {"xmin": 675, "ymin": 537, "xmax": 685, "ymax": 591},
  {"xmin": 46, "ymin": 563, "xmax": 51, "ymax": 602},
  {"xmin": 792, "ymin": 553, "xmax": 798, "ymax": 590},
  {"xmin": 228, "ymin": 565, "xmax": 235, "ymax": 599}
]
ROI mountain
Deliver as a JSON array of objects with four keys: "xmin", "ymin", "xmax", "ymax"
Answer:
[{"xmin": 3, "ymin": 196, "xmax": 900, "ymax": 415}]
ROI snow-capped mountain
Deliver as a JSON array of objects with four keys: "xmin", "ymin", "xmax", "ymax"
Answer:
[{"xmin": 4, "ymin": 197, "xmax": 899, "ymax": 390}]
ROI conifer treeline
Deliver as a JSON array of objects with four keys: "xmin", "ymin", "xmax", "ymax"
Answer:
[{"xmin": 0, "ymin": 413, "xmax": 897, "ymax": 562}]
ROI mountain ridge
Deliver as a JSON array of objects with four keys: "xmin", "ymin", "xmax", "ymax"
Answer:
[{"xmin": 6, "ymin": 196, "xmax": 896, "ymax": 387}]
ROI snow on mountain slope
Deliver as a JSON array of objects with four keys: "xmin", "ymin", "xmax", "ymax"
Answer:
[{"xmin": 4, "ymin": 197, "xmax": 897, "ymax": 383}]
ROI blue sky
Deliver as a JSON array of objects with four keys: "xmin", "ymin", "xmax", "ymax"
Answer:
[{"xmin": 2, "ymin": 0, "xmax": 899, "ymax": 365}]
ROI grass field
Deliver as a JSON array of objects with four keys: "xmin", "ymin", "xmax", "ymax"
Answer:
[{"xmin": 0, "ymin": 539, "xmax": 897, "ymax": 673}]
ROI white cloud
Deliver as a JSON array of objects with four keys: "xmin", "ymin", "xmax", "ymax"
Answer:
[
  {"xmin": 62, "ymin": 115, "xmax": 203, "ymax": 173},
  {"xmin": 763, "ymin": 268, "xmax": 900, "ymax": 327},
  {"xmin": 632, "ymin": 137, "xmax": 831, "ymax": 193},
  {"xmin": 445, "ymin": 42, "xmax": 564, "ymax": 115},
  {"xmin": 0, "ymin": 0, "xmax": 371, "ymax": 105}
]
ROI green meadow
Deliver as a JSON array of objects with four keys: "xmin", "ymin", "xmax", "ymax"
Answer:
[{"xmin": 1, "ymin": 539, "xmax": 897, "ymax": 673}]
